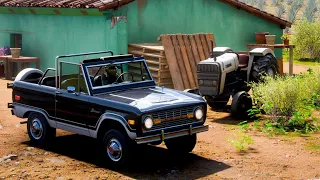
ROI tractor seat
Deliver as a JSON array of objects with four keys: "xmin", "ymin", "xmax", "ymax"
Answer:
[{"xmin": 238, "ymin": 54, "xmax": 249, "ymax": 68}]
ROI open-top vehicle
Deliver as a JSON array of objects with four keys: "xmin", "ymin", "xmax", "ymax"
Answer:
[{"xmin": 7, "ymin": 50, "xmax": 208, "ymax": 167}]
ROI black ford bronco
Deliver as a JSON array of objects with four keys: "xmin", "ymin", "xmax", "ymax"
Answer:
[{"xmin": 8, "ymin": 51, "xmax": 208, "ymax": 166}]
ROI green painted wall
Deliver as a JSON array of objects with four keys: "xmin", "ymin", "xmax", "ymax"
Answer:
[
  {"xmin": 126, "ymin": 0, "xmax": 283, "ymax": 57},
  {"xmin": 0, "ymin": 11, "xmax": 127, "ymax": 70}
]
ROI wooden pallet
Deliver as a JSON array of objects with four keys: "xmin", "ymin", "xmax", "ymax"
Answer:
[
  {"xmin": 159, "ymin": 33, "xmax": 216, "ymax": 90},
  {"xmin": 128, "ymin": 43, "xmax": 174, "ymax": 88}
]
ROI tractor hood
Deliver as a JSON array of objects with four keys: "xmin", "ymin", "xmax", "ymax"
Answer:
[{"xmin": 96, "ymin": 86, "xmax": 205, "ymax": 112}]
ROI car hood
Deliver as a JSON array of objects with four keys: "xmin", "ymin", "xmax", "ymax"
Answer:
[{"xmin": 95, "ymin": 87, "xmax": 204, "ymax": 112}]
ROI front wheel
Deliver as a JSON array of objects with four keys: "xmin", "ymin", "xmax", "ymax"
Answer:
[
  {"xmin": 27, "ymin": 113, "xmax": 56, "ymax": 146},
  {"xmin": 100, "ymin": 129, "xmax": 131, "ymax": 167},
  {"xmin": 205, "ymin": 96, "xmax": 230, "ymax": 109},
  {"xmin": 231, "ymin": 91, "xmax": 252, "ymax": 119},
  {"xmin": 165, "ymin": 134, "xmax": 197, "ymax": 153}
]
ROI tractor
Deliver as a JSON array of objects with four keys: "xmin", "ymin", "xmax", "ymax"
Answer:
[{"xmin": 190, "ymin": 46, "xmax": 279, "ymax": 119}]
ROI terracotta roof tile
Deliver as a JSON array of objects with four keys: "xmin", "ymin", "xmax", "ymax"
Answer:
[{"xmin": 0, "ymin": 0, "xmax": 134, "ymax": 10}]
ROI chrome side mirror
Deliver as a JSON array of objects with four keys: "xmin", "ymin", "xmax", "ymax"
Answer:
[{"xmin": 67, "ymin": 86, "xmax": 76, "ymax": 93}]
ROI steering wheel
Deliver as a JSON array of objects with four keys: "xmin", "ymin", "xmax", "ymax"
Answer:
[{"xmin": 113, "ymin": 72, "xmax": 134, "ymax": 84}]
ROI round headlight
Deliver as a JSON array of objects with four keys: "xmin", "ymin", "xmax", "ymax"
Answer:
[
  {"xmin": 195, "ymin": 108, "xmax": 204, "ymax": 120},
  {"xmin": 212, "ymin": 81, "xmax": 217, "ymax": 86},
  {"xmin": 199, "ymin": 80, "xmax": 204, "ymax": 85},
  {"xmin": 144, "ymin": 117, "xmax": 153, "ymax": 129}
]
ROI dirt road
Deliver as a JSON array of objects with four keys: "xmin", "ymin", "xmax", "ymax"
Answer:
[{"xmin": 0, "ymin": 79, "xmax": 319, "ymax": 180}]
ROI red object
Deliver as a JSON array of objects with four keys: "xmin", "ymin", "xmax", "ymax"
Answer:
[
  {"xmin": 284, "ymin": 39, "xmax": 289, "ymax": 45},
  {"xmin": 255, "ymin": 32, "xmax": 269, "ymax": 44},
  {"xmin": 15, "ymin": 95, "xmax": 20, "ymax": 101},
  {"xmin": 0, "ymin": 64, "xmax": 4, "ymax": 77}
]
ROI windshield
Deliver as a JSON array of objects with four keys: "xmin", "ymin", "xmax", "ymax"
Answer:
[{"xmin": 87, "ymin": 61, "xmax": 152, "ymax": 88}]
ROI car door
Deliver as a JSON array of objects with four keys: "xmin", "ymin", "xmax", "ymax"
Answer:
[{"xmin": 55, "ymin": 62, "xmax": 91, "ymax": 136}]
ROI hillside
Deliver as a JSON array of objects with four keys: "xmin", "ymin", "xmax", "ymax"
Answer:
[{"xmin": 240, "ymin": 0, "xmax": 319, "ymax": 24}]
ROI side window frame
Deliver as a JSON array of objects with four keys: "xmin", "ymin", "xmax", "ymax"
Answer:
[{"xmin": 59, "ymin": 61, "xmax": 89, "ymax": 95}]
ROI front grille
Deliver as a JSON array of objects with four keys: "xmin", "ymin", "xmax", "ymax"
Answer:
[
  {"xmin": 197, "ymin": 63, "xmax": 219, "ymax": 73},
  {"xmin": 150, "ymin": 106, "xmax": 195, "ymax": 130}
]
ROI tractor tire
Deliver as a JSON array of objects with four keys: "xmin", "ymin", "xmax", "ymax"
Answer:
[
  {"xmin": 205, "ymin": 96, "xmax": 230, "ymax": 109},
  {"xmin": 251, "ymin": 54, "xmax": 279, "ymax": 82},
  {"xmin": 231, "ymin": 91, "xmax": 252, "ymax": 120}
]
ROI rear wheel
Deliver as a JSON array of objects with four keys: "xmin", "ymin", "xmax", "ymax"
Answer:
[
  {"xmin": 205, "ymin": 96, "xmax": 230, "ymax": 109},
  {"xmin": 165, "ymin": 134, "xmax": 197, "ymax": 153},
  {"xmin": 251, "ymin": 54, "xmax": 279, "ymax": 82},
  {"xmin": 231, "ymin": 91, "xmax": 252, "ymax": 119},
  {"xmin": 27, "ymin": 113, "xmax": 56, "ymax": 146}
]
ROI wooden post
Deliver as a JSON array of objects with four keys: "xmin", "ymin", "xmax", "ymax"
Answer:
[{"xmin": 289, "ymin": 45, "xmax": 293, "ymax": 75}]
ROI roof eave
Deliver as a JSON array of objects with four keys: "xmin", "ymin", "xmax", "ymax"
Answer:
[{"xmin": 98, "ymin": 0, "xmax": 135, "ymax": 11}]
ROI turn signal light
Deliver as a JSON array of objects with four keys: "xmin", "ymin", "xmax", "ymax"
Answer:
[
  {"xmin": 128, "ymin": 120, "xmax": 135, "ymax": 125},
  {"xmin": 15, "ymin": 95, "xmax": 20, "ymax": 101},
  {"xmin": 187, "ymin": 113, "xmax": 194, "ymax": 118},
  {"xmin": 153, "ymin": 119, "xmax": 161, "ymax": 125}
]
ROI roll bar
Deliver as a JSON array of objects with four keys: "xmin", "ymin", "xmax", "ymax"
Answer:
[{"xmin": 55, "ymin": 50, "xmax": 114, "ymax": 88}]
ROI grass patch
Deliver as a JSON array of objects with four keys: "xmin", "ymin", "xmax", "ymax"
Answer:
[
  {"xmin": 306, "ymin": 142, "xmax": 320, "ymax": 151},
  {"xmin": 283, "ymin": 50, "xmax": 320, "ymax": 66}
]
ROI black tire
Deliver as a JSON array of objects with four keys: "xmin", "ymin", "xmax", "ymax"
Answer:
[
  {"xmin": 231, "ymin": 91, "xmax": 252, "ymax": 119},
  {"xmin": 205, "ymin": 96, "xmax": 230, "ymax": 109},
  {"xmin": 251, "ymin": 54, "xmax": 279, "ymax": 82},
  {"xmin": 27, "ymin": 112, "xmax": 56, "ymax": 146},
  {"xmin": 100, "ymin": 129, "xmax": 131, "ymax": 168},
  {"xmin": 165, "ymin": 134, "xmax": 197, "ymax": 153}
]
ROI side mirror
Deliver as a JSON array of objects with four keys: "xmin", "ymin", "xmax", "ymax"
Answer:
[{"xmin": 67, "ymin": 86, "xmax": 76, "ymax": 93}]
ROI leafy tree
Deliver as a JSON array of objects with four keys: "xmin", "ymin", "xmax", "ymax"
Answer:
[{"xmin": 292, "ymin": 19, "xmax": 320, "ymax": 59}]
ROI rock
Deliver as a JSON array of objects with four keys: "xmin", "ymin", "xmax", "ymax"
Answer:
[
  {"xmin": 10, "ymin": 168, "xmax": 15, "ymax": 172},
  {"xmin": 24, "ymin": 152, "xmax": 34, "ymax": 156},
  {"xmin": 44, "ymin": 152, "xmax": 49, "ymax": 156},
  {"xmin": 26, "ymin": 147, "xmax": 34, "ymax": 151},
  {"xmin": 5, "ymin": 159, "xmax": 11, "ymax": 163},
  {"xmin": 46, "ymin": 158, "xmax": 65, "ymax": 164},
  {"xmin": 0, "ymin": 124, "xmax": 3, "ymax": 129},
  {"xmin": 14, "ymin": 162, "xmax": 20, "ymax": 165},
  {"xmin": 0, "ymin": 154, "xmax": 18, "ymax": 162},
  {"xmin": 35, "ymin": 158, "xmax": 44, "ymax": 163},
  {"xmin": 56, "ymin": 177, "xmax": 66, "ymax": 180},
  {"xmin": 15, "ymin": 124, "xmax": 20, "ymax": 128}
]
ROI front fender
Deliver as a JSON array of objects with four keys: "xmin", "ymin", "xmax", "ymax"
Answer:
[{"xmin": 89, "ymin": 112, "xmax": 137, "ymax": 140}]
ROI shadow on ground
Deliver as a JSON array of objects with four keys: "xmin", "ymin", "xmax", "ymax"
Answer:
[{"xmin": 22, "ymin": 134, "xmax": 230, "ymax": 179}]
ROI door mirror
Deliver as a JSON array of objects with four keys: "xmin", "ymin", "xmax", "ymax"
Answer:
[{"xmin": 67, "ymin": 86, "xmax": 75, "ymax": 93}]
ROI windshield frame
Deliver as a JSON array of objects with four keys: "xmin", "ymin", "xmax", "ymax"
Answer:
[{"xmin": 83, "ymin": 57, "xmax": 155, "ymax": 94}]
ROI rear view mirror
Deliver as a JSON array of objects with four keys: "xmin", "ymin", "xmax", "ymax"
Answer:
[{"xmin": 67, "ymin": 86, "xmax": 76, "ymax": 93}]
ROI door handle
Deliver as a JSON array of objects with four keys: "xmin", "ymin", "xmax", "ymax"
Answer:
[{"xmin": 55, "ymin": 91, "xmax": 62, "ymax": 94}]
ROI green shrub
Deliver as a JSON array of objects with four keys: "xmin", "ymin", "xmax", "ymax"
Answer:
[{"xmin": 250, "ymin": 69, "xmax": 320, "ymax": 133}]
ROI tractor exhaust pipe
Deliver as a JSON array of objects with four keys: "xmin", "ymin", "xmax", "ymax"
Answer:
[{"xmin": 209, "ymin": 40, "xmax": 217, "ymax": 61}]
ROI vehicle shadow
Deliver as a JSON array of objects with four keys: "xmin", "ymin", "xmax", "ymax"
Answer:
[{"xmin": 22, "ymin": 134, "xmax": 230, "ymax": 179}]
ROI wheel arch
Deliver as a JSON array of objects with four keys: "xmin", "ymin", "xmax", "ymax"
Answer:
[{"xmin": 92, "ymin": 113, "xmax": 136, "ymax": 140}]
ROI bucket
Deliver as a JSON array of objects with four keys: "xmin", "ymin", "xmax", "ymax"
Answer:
[
  {"xmin": 255, "ymin": 32, "xmax": 269, "ymax": 44},
  {"xmin": 265, "ymin": 35, "xmax": 276, "ymax": 45},
  {"xmin": 10, "ymin": 48, "xmax": 21, "ymax": 58}
]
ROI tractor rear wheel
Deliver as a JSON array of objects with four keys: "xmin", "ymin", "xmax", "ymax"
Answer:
[
  {"xmin": 205, "ymin": 96, "xmax": 230, "ymax": 109},
  {"xmin": 251, "ymin": 54, "xmax": 279, "ymax": 82}
]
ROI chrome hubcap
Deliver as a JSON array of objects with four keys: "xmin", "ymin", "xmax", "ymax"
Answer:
[
  {"xmin": 30, "ymin": 118, "xmax": 43, "ymax": 140},
  {"xmin": 107, "ymin": 138, "xmax": 122, "ymax": 162}
]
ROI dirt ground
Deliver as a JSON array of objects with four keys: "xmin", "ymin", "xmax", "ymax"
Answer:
[{"xmin": 0, "ymin": 64, "xmax": 319, "ymax": 180}]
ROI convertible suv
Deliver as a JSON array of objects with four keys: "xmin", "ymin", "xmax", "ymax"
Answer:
[{"xmin": 8, "ymin": 51, "xmax": 208, "ymax": 166}]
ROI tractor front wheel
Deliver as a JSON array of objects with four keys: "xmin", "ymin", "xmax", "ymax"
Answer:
[
  {"xmin": 231, "ymin": 91, "xmax": 252, "ymax": 119},
  {"xmin": 205, "ymin": 96, "xmax": 230, "ymax": 109}
]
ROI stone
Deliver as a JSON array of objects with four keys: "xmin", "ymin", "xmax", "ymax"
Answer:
[
  {"xmin": 0, "ymin": 154, "xmax": 18, "ymax": 162},
  {"xmin": 26, "ymin": 147, "xmax": 34, "ymax": 151},
  {"xmin": 35, "ymin": 158, "xmax": 44, "ymax": 163},
  {"xmin": 0, "ymin": 124, "xmax": 3, "ymax": 129}
]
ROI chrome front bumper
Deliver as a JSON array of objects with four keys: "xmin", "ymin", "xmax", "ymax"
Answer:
[{"xmin": 135, "ymin": 124, "xmax": 209, "ymax": 144}]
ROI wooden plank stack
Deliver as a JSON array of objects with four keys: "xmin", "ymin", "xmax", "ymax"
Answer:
[
  {"xmin": 128, "ymin": 43, "xmax": 173, "ymax": 88},
  {"xmin": 159, "ymin": 33, "xmax": 216, "ymax": 90},
  {"xmin": 128, "ymin": 33, "xmax": 216, "ymax": 90}
]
